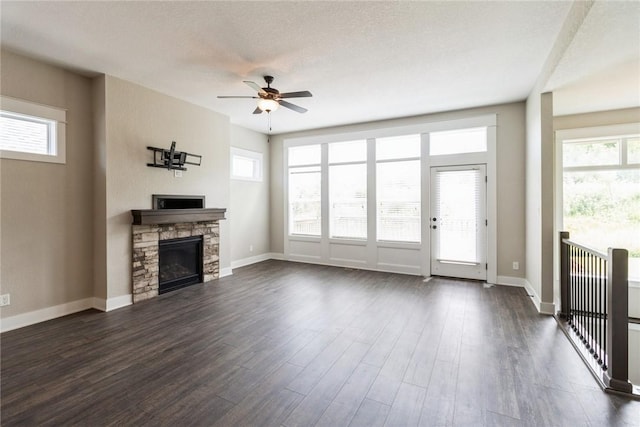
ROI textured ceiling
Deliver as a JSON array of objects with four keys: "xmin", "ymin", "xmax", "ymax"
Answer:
[
  {"xmin": 0, "ymin": 1, "xmax": 627, "ymax": 134},
  {"xmin": 547, "ymin": 1, "xmax": 640, "ymax": 116}
]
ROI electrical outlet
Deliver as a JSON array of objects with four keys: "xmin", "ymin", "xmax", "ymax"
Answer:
[
  {"xmin": 174, "ymin": 170, "xmax": 183, "ymax": 178},
  {"xmin": 512, "ymin": 261, "xmax": 519, "ymax": 270},
  {"xmin": 249, "ymin": 245, "xmax": 253, "ymax": 252},
  {"xmin": 0, "ymin": 294, "xmax": 10, "ymax": 307}
]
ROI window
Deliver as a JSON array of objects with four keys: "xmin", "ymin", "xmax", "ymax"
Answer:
[
  {"xmin": 563, "ymin": 139, "xmax": 619, "ymax": 167},
  {"xmin": 0, "ymin": 96, "xmax": 66, "ymax": 163},
  {"xmin": 376, "ymin": 135, "xmax": 421, "ymax": 242},
  {"xmin": 288, "ymin": 145, "xmax": 321, "ymax": 236},
  {"xmin": 230, "ymin": 147, "xmax": 263, "ymax": 181},
  {"xmin": 429, "ymin": 127, "xmax": 486, "ymax": 156},
  {"xmin": 329, "ymin": 141, "xmax": 367, "ymax": 239},
  {"xmin": 561, "ymin": 129, "xmax": 640, "ymax": 281},
  {"xmin": 434, "ymin": 168, "xmax": 483, "ymax": 263},
  {"xmin": 628, "ymin": 137, "xmax": 640, "ymax": 164}
]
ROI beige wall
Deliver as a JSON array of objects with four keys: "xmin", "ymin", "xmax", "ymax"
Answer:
[
  {"xmin": 525, "ymin": 91, "xmax": 555, "ymax": 312},
  {"xmin": 525, "ymin": 92, "xmax": 542, "ymax": 301},
  {"xmin": 100, "ymin": 76, "xmax": 231, "ymax": 299},
  {"xmin": 92, "ymin": 75, "xmax": 108, "ymax": 300},
  {"xmin": 0, "ymin": 50, "xmax": 94, "ymax": 316},
  {"xmin": 554, "ymin": 107, "xmax": 640, "ymax": 130},
  {"xmin": 269, "ymin": 102, "xmax": 527, "ymax": 279},
  {"xmin": 230, "ymin": 125, "xmax": 270, "ymax": 263}
]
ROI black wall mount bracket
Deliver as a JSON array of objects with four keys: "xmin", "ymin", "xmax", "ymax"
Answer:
[{"xmin": 147, "ymin": 141, "xmax": 201, "ymax": 171}]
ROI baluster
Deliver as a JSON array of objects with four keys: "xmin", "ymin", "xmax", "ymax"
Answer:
[
  {"xmin": 569, "ymin": 245, "xmax": 573, "ymax": 326},
  {"xmin": 584, "ymin": 249, "xmax": 588, "ymax": 344},
  {"xmin": 576, "ymin": 246, "xmax": 580, "ymax": 331},
  {"xmin": 581, "ymin": 248, "xmax": 585, "ymax": 342},
  {"xmin": 576, "ymin": 247, "xmax": 580, "ymax": 334},
  {"xmin": 592, "ymin": 254, "xmax": 597, "ymax": 356},
  {"xmin": 586, "ymin": 252, "xmax": 591, "ymax": 350},
  {"xmin": 589, "ymin": 254, "xmax": 596, "ymax": 354},
  {"xmin": 569, "ymin": 246, "xmax": 573, "ymax": 326},
  {"xmin": 572, "ymin": 247, "xmax": 580, "ymax": 334},
  {"xmin": 586, "ymin": 252, "xmax": 590, "ymax": 349},
  {"xmin": 570, "ymin": 246, "xmax": 575, "ymax": 327},
  {"xmin": 577, "ymin": 248, "xmax": 581, "ymax": 335},
  {"xmin": 595, "ymin": 257, "xmax": 602, "ymax": 363},
  {"xmin": 602, "ymin": 257, "xmax": 607, "ymax": 370}
]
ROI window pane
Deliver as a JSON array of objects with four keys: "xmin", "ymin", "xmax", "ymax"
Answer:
[
  {"xmin": 0, "ymin": 113, "xmax": 51, "ymax": 155},
  {"xmin": 289, "ymin": 166, "xmax": 321, "ymax": 236},
  {"xmin": 289, "ymin": 145, "xmax": 320, "ymax": 166},
  {"xmin": 435, "ymin": 169, "xmax": 481, "ymax": 263},
  {"xmin": 328, "ymin": 140, "xmax": 366, "ymax": 163},
  {"xmin": 628, "ymin": 137, "xmax": 640, "ymax": 164},
  {"xmin": 563, "ymin": 139, "xmax": 620, "ymax": 167},
  {"xmin": 232, "ymin": 156, "xmax": 256, "ymax": 179},
  {"xmin": 563, "ymin": 169, "xmax": 640, "ymax": 281},
  {"xmin": 376, "ymin": 134, "xmax": 420, "ymax": 160},
  {"xmin": 430, "ymin": 127, "xmax": 486, "ymax": 156},
  {"xmin": 330, "ymin": 163, "xmax": 367, "ymax": 239},
  {"xmin": 377, "ymin": 160, "xmax": 420, "ymax": 242}
]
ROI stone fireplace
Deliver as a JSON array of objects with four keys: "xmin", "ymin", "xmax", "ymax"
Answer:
[{"xmin": 131, "ymin": 196, "xmax": 225, "ymax": 303}]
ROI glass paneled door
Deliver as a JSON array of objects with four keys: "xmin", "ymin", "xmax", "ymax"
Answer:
[{"xmin": 430, "ymin": 165, "xmax": 487, "ymax": 280}]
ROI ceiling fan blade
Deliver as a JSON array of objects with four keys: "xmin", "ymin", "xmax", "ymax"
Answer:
[
  {"xmin": 252, "ymin": 107, "xmax": 263, "ymax": 115},
  {"xmin": 244, "ymin": 81, "xmax": 267, "ymax": 95},
  {"xmin": 217, "ymin": 96, "xmax": 259, "ymax": 99},
  {"xmin": 279, "ymin": 90, "xmax": 313, "ymax": 99},
  {"xmin": 279, "ymin": 100, "xmax": 308, "ymax": 114}
]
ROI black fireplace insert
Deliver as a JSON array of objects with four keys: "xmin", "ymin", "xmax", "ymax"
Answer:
[{"xmin": 158, "ymin": 235, "xmax": 203, "ymax": 294}]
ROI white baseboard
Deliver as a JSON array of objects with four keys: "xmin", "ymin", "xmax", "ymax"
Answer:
[
  {"xmin": 469, "ymin": 275, "xmax": 557, "ymax": 314},
  {"xmin": 496, "ymin": 275, "xmax": 527, "ymax": 287},
  {"xmin": 522, "ymin": 278, "xmax": 555, "ymax": 315},
  {"xmin": 269, "ymin": 252, "xmax": 285, "ymax": 260},
  {"xmin": 523, "ymin": 279, "xmax": 542, "ymax": 313},
  {"xmin": 231, "ymin": 253, "xmax": 275, "ymax": 269},
  {"xmin": 106, "ymin": 294, "xmax": 132, "ymax": 311},
  {"xmin": 229, "ymin": 252, "xmax": 285, "ymax": 270},
  {"xmin": 92, "ymin": 294, "xmax": 132, "ymax": 312},
  {"xmin": 220, "ymin": 267, "xmax": 233, "ymax": 278},
  {"xmin": 282, "ymin": 256, "xmax": 423, "ymax": 277},
  {"xmin": 0, "ymin": 293, "xmax": 135, "ymax": 332},
  {"xmin": 1, "ymin": 298, "xmax": 94, "ymax": 333},
  {"xmin": 539, "ymin": 301, "xmax": 556, "ymax": 315}
]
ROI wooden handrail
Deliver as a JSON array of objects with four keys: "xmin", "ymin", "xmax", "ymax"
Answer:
[{"xmin": 561, "ymin": 237, "xmax": 606, "ymax": 259}]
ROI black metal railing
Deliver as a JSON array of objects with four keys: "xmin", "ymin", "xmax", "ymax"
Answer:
[{"xmin": 559, "ymin": 231, "xmax": 632, "ymax": 394}]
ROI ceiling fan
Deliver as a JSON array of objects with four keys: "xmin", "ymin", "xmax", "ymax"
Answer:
[{"xmin": 218, "ymin": 76, "xmax": 312, "ymax": 114}]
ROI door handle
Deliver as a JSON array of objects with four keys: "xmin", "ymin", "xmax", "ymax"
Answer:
[
  {"xmin": 432, "ymin": 217, "xmax": 437, "ymax": 221},
  {"xmin": 432, "ymin": 225, "xmax": 437, "ymax": 229}
]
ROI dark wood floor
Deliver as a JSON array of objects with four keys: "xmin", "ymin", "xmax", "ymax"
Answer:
[{"xmin": 2, "ymin": 260, "xmax": 639, "ymax": 426}]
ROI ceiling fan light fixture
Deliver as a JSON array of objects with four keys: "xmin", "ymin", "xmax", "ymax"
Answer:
[{"xmin": 257, "ymin": 98, "xmax": 279, "ymax": 112}]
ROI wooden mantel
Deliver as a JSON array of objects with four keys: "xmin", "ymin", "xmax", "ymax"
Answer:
[{"xmin": 131, "ymin": 208, "xmax": 226, "ymax": 225}]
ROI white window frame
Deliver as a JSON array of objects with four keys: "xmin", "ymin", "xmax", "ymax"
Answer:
[
  {"xmin": 328, "ymin": 140, "xmax": 368, "ymax": 240},
  {"xmin": 230, "ymin": 147, "xmax": 263, "ymax": 182},
  {"xmin": 375, "ymin": 135, "xmax": 421, "ymax": 244},
  {"xmin": 283, "ymin": 114, "xmax": 497, "ymax": 281},
  {"xmin": 0, "ymin": 95, "xmax": 66, "ymax": 164},
  {"xmin": 554, "ymin": 122, "xmax": 640, "ymax": 294}
]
